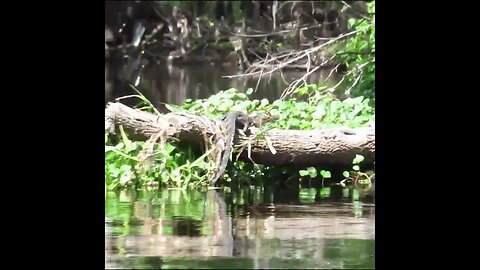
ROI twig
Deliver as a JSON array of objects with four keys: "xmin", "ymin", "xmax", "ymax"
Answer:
[
  {"xmin": 279, "ymin": 69, "xmax": 290, "ymax": 86},
  {"xmin": 255, "ymin": 67, "xmax": 265, "ymax": 93},
  {"xmin": 324, "ymin": 63, "xmax": 341, "ymax": 82},
  {"xmin": 281, "ymin": 65, "xmax": 320, "ymax": 99},
  {"xmin": 341, "ymin": 1, "xmax": 372, "ymax": 21},
  {"xmin": 223, "ymin": 29, "xmax": 360, "ymax": 80},
  {"xmin": 266, "ymin": 53, "xmax": 274, "ymax": 84},
  {"xmin": 345, "ymin": 74, "xmax": 362, "ymax": 96}
]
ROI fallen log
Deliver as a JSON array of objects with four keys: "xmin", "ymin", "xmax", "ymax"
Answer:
[{"xmin": 105, "ymin": 102, "xmax": 375, "ymax": 167}]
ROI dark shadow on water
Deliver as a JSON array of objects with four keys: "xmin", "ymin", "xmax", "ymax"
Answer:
[
  {"xmin": 170, "ymin": 218, "xmax": 203, "ymax": 237},
  {"xmin": 105, "ymin": 183, "xmax": 375, "ymax": 269},
  {"xmin": 105, "ymin": 56, "xmax": 343, "ymax": 109}
]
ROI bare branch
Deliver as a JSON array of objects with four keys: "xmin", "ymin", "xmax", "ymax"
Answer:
[
  {"xmin": 280, "ymin": 65, "xmax": 320, "ymax": 99},
  {"xmin": 324, "ymin": 63, "xmax": 341, "ymax": 82},
  {"xmin": 341, "ymin": 1, "xmax": 372, "ymax": 21},
  {"xmin": 231, "ymin": 29, "xmax": 359, "ymax": 79}
]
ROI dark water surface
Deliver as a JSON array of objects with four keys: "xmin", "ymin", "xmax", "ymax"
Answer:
[
  {"xmin": 105, "ymin": 184, "xmax": 375, "ymax": 269},
  {"xmin": 105, "ymin": 59, "xmax": 343, "ymax": 108}
]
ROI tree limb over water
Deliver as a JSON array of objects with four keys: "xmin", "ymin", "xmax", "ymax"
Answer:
[{"xmin": 105, "ymin": 102, "xmax": 374, "ymax": 167}]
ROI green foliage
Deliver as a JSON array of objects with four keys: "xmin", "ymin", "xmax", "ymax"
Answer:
[
  {"xmin": 299, "ymin": 167, "xmax": 316, "ymax": 178},
  {"xmin": 183, "ymin": 86, "xmax": 374, "ymax": 130},
  {"xmin": 286, "ymin": 84, "xmax": 374, "ymax": 129},
  {"xmin": 182, "ymin": 87, "xmax": 374, "ymax": 186},
  {"xmin": 106, "ymin": 85, "xmax": 375, "ymax": 190},
  {"xmin": 105, "ymin": 128, "xmax": 214, "ymax": 191},
  {"xmin": 336, "ymin": 1, "xmax": 375, "ymax": 100},
  {"xmin": 342, "ymin": 154, "xmax": 375, "ymax": 186},
  {"xmin": 320, "ymin": 170, "xmax": 332, "ymax": 179},
  {"xmin": 299, "ymin": 167, "xmax": 330, "ymax": 179}
]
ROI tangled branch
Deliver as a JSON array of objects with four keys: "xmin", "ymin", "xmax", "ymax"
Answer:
[{"xmin": 223, "ymin": 29, "xmax": 360, "ymax": 98}]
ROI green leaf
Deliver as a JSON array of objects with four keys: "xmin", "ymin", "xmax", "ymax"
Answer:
[
  {"xmin": 316, "ymin": 84, "xmax": 328, "ymax": 91},
  {"xmin": 330, "ymin": 100, "xmax": 341, "ymax": 111},
  {"xmin": 348, "ymin": 18, "xmax": 357, "ymax": 28},
  {"xmin": 218, "ymin": 99, "xmax": 235, "ymax": 111},
  {"xmin": 343, "ymin": 171, "xmax": 350, "ymax": 178},
  {"xmin": 125, "ymin": 141, "xmax": 139, "ymax": 153},
  {"xmin": 260, "ymin": 99, "xmax": 269, "ymax": 107},
  {"xmin": 161, "ymin": 171, "xmax": 169, "ymax": 183},
  {"xmin": 165, "ymin": 143, "xmax": 176, "ymax": 155},
  {"xmin": 165, "ymin": 103, "xmax": 182, "ymax": 112},
  {"xmin": 312, "ymin": 106, "xmax": 326, "ymax": 120},
  {"xmin": 236, "ymin": 93, "xmax": 248, "ymax": 100},
  {"xmin": 246, "ymin": 88, "xmax": 254, "ymax": 95},
  {"xmin": 288, "ymin": 118, "xmax": 301, "ymax": 128},
  {"xmin": 119, "ymin": 126, "xmax": 132, "ymax": 150},
  {"xmin": 299, "ymin": 170, "xmax": 309, "ymax": 177},
  {"xmin": 320, "ymin": 170, "xmax": 331, "ymax": 178},
  {"xmin": 353, "ymin": 165, "xmax": 360, "ymax": 171},
  {"xmin": 307, "ymin": 167, "xmax": 318, "ymax": 178},
  {"xmin": 295, "ymin": 102, "xmax": 308, "ymax": 111},
  {"xmin": 120, "ymin": 164, "xmax": 132, "ymax": 172},
  {"xmin": 294, "ymin": 85, "xmax": 310, "ymax": 96},
  {"xmin": 353, "ymin": 154, "xmax": 365, "ymax": 164}
]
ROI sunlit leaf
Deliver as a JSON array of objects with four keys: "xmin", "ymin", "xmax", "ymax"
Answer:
[
  {"xmin": 165, "ymin": 103, "xmax": 183, "ymax": 112},
  {"xmin": 260, "ymin": 99, "xmax": 269, "ymax": 107},
  {"xmin": 353, "ymin": 154, "xmax": 365, "ymax": 164},
  {"xmin": 299, "ymin": 170, "xmax": 309, "ymax": 177},
  {"xmin": 320, "ymin": 170, "xmax": 331, "ymax": 178}
]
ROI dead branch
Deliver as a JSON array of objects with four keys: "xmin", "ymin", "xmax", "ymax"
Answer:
[{"xmin": 222, "ymin": 29, "xmax": 359, "ymax": 80}]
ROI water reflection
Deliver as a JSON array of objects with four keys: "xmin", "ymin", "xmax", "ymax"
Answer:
[
  {"xmin": 105, "ymin": 58, "xmax": 343, "ymax": 108},
  {"xmin": 105, "ymin": 184, "xmax": 374, "ymax": 269}
]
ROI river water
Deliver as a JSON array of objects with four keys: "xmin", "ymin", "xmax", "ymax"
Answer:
[
  {"xmin": 105, "ymin": 58, "xmax": 343, "ymax": 107},
  {"xmin": 105, "ymin": 183, "xmax": 374, "ymax": 269}
]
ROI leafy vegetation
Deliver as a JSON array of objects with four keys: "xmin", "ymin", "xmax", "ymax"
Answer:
[
  {"xmin": 105, "ymin": 85, "xmax": 374, "ymax": 190},
  {"xmin": 105, "ymin": 1, "xmax": 376, "ymax": 191},
  {"xmin": 336, "ymin": 1, "xmax": 375, "ymax": 100},
  {"xmin": 342, "ymin": 154, "xmax": 375, "ymax": 186},
  {"xmin": 105, "ymin": 133, "xmax": 215, "ymax": 190}
]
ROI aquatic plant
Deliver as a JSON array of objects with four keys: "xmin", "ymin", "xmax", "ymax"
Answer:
[{"xmin": 105, "ymin": 86, "xmax": 374, "ymax": 190}]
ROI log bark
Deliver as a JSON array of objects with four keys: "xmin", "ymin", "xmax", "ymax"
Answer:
[
  {"xmin": 243, "ymin": 128, "xmax": 374, "ymax": 166},
  {"xmin": 105, "ymin": 102, "xmax": 375, "ymax": 167}
]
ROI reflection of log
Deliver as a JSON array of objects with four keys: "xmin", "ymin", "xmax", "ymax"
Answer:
[
  {"xmin": 105, "ymin": 191, "xmax": 233, "ymax": 258},
  {"xmin": 233, "ymin": 203, "xmax": 375, "ymax": 241},
  {"xmin": 105, "ymin": 102, "xmax": 375, "ymax": 166}
]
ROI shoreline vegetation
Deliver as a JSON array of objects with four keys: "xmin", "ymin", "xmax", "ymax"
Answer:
[{"xmin": 105, "ymin": 1, "xmax": 375, "ymax": 191}]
